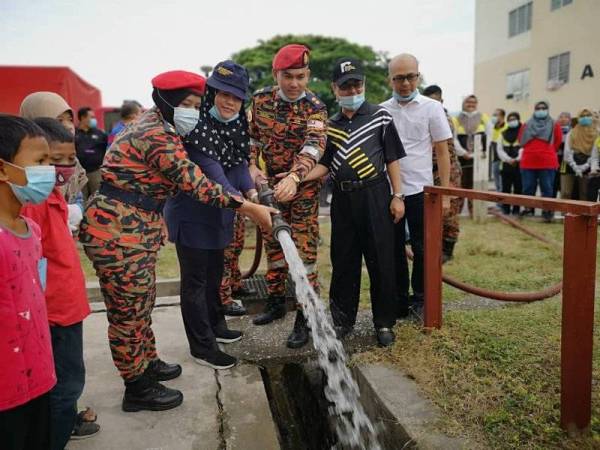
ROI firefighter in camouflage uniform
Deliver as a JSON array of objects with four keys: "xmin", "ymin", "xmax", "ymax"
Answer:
[
  {"xmin": 80, "ymin": 71, "xmax": 274, "ymax": 413},
  {"xmin": 219, "ymin": 213, "xmax": 251, "ymax": 316},
  {"xmin": 423, "ymin": 85, "xmax": 461, "ymax": 262},
  {"xmin": 248, "ymin": 44, "xmax": 328, "ymax": 349}
]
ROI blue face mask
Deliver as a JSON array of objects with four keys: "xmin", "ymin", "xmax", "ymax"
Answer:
[
  {"xmin": 173, "ymin": 107, "xmax": 200, "ymax": 136},
  {"xmin": 507, "ymin": 120, "xmax": 520, "ymax": 128},
  {"xmin": 393, "ymin": 90, "xmax": 418, "ymax": 103},
  {"xmin": 89, "ymin": 118, "xmax": 98, "ymax": 129},
  {"xmin": 209, "ymin": 105, "xmax": 239, "ymax": 123},
  {"xmin": 561, "ymin": 125, "xmax": 571, "ymax": 134},
  {"xmin": 8, "ymin": 164, "xmax": 56, "ymax": 205},
  {"xmin": 534, "ymin": 109, "xmax": 548, "ymax": 119},
  {"xmin": 578, "ymin": 116, "xmax": 593, "ymax": 127},
  {"xmin": 338, "ymin": 93, "xmax": 365, "ymax": 111}
]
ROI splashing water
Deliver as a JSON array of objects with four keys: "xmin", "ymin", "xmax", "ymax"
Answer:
[{"xmin": 277, "ymin": 230, "xmax": 381, "ymax": 450}]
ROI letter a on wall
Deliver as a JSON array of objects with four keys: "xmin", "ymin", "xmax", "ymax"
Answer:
[{"xmin": 581, "ymin": 64, "xmax": 594, "ymax": 80}]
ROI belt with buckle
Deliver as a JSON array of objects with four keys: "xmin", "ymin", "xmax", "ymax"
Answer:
[
  {"xmin": 335, "ymin": 174, "xmax": 386, "ymax": 192},
  {"xmin": 99, "ymin": 182, "xmax": 164, "ymax": 213}
]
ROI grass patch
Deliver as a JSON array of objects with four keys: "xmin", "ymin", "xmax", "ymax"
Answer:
[{"xmin": 355, "ymin": 216, "xmax": 600, "ymax": 449}]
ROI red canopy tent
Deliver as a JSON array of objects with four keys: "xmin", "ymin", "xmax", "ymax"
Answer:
[{"xmin": 0, "ymin": 66, "xmax": 105, "ymax": 127}]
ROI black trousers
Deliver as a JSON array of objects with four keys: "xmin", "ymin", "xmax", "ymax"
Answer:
[
  {"xmin": 176, "ymin": 244, "xmax": 226, "ymax": 358},
  {"xmin": 587, "ymin": 175, "xmax": 600, "ymax": 202},
  {"xmin": 395, "ymin": 192, "xmax": 425, "ymax": 308},
  {"xmin": 501, "ymin": 164, "xmax": 522, "ymax": 214},
  {"xmin": 329, "ymin": 180, "xmax": 397, "ymax": 329},
  {"xmin": 0, "ymin": 393, "xmax": 51, "ymax": 450}
]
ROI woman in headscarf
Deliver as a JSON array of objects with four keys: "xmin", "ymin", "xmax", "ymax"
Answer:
[
  {"xmin": 519, "ymin": 100, "xmax": 562, "ymax": 222},
  {"xmin": 561, "ymin": 109, "xmax": 598, "ymax": 200},
  {"xmin": 451, "ymin": 94, "xmax": 491, "ymax": 216},
  {"xmin": 79, "ymin": 70, "xmax": 275, "ymax": 413},
  {"xmin": 19, "ymin": 92, "xmax": 88, "ymax": 214},
  {"xmin": 164, "ymin": 61, "xmax": 256, "ymax": 371},
  {"xmin": 496, "ymin": 111, "xmax": 523, "ymax": 215}
]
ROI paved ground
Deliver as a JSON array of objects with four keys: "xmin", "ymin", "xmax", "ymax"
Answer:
[{"xmin": 69, "ymin": 303, "xmax": 278, "ymax": 450}]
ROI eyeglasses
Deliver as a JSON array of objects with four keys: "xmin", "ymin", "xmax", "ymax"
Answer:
[
  {"xmin": 535, "ymin": 106, "xmax": 548, "ymax": 111},
  {"xmin": 392, "ymin": 73, "xmax": 419, "ymax": 83}
]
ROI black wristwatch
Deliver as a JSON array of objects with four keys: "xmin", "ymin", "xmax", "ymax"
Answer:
[{"xmin": 229, "ymin": 195, "xmax": 244, "ymax": 209}]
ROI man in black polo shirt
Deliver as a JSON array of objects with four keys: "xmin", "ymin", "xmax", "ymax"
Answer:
[
  {"xmin": 303, "ymin": 58, "xmax": 406, "ymax": 346},
  {"xmin": 75, "ymin": 107, "xmax": 108, "ymax": 201}
]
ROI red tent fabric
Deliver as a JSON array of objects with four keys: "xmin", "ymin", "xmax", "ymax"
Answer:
[{"xmin": 0, "ymin": 66, "xmax": 102, "ymax": 120}]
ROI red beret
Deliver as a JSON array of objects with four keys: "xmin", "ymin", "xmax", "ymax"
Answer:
[
  {"xmin": 151, "ymin": 70, "xmax": 206, "ymax": 95},
  {"xmin": 272, "ymin": 44, "xmax": 310, "ymax": 71}
]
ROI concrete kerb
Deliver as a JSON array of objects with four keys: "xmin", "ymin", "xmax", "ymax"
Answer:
[
  {"xmin": 86, "ymin": 278, "xmax": 181, "ymax": 303},
  {"xmin": 355, "ymin": 364, "xmax": 475, "ymax": 450}
]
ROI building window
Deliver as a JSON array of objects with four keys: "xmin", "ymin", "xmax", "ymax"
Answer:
[
  {"xmin": 509, "ymin": 2, "xmax": 532, "ymax": 37},
  {"xmin": 548, "ymin": 52, "xmax": 570, "ymax": 85},
  {"xmin": 551, "ymin": 0, "xmax": 572, "ymax": 11},
  {"xmin": 506, "ymin": 70, "xmax": 530, "ymax": 100}
]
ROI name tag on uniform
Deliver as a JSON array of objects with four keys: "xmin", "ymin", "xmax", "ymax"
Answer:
[{"xmin": 308, "ymin": 120, "xmax": 324, "ymax": 129}]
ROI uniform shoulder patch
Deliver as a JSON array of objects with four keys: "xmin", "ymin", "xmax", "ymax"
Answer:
[
  {"xmin": 253, "ymin": 85, "xmax": 274, "ymax": 96},
  {"xmin": 304, "ymin": 91, "xmax": 326, "ymax": 110}
]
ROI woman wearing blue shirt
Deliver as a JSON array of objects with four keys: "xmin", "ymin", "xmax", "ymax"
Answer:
[{"xmin": 164, "ymin": 61, "xmax": 256, "ymax": 370}]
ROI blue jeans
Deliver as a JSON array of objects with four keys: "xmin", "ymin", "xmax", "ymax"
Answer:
[
  {"xmin": 50, "ymin": 322, "xmax": 85, "ymax": 450},
  {"xmin": 520, "ymin": 169, "xmax": 556, "ymax": 218}
]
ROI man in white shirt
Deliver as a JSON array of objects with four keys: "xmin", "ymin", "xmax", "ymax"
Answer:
[{"xmin": 381, "ymin": 53, "xmax": 452, "ymax": 320}]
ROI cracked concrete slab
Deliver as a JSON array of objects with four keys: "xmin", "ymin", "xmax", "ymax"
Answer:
[
  {"xmin": 70, "ymin": 306, "xmax": 219, "ymax": 450},
  {"xmin": 217, "ymin": 365, "xmax": 279, "ymax": 450}
]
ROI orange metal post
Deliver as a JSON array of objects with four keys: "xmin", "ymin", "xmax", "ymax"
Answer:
[
  {"xmin": 561, "ymin": 214, "xmax": 597, "ymax": 432},
  {"xmin": 423, "ymin": 192, "xmax": 443, "ymax": 329}
]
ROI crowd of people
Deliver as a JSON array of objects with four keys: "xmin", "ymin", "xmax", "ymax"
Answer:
[
  {"xmin": 1, "ymin": 42, "xmax": 598, "ymax": 450},
  {"xmin": 450, "ymin": 95, "xmax": 600, "ymax": 222}
]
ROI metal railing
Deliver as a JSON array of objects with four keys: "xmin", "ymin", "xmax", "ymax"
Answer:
[{"xmin": 423, "ymin": 185, "xmax": 600, "ymax": 434}]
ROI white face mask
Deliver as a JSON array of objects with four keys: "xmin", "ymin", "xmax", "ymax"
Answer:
[{"xmin": 173, "ymin": 107, "xmax": 199, "ymax": 136}]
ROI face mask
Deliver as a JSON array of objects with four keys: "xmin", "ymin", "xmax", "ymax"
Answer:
[
  {"xmin": 54, "ymin": 164, "xmax": 76, "ymax": 186},
  {"xmin": 338, "ymin": 93, "xmax": 365, "ymax": 111},
  {"xmin": 491, "ymin": 116, "xmax": 498, "ymax": 125},
  {"xmin": 561, "ymin": 125, "xmax": 571, "ymax": 133},
  {"xmin": 89, "ymin": 118, "xmax": 97, "ymax": 129},
  {"xmin": 8, "ymin": 164, "xmax": 56, "ymax": 205},
  {"xmin": 508, "ymin": 120, "xmax": 520, "ymax": 128},
  {"xmin": 534, "ymin": 109, "xmax": 548, "ymax": 119},
  {"xmin": 173, "ymin": 107, "xmax": 200, "ymax": 136},
  {"xmin": 579, "ymin": 116, "xmax": 593, "ymax": 127},
  {"xmin": 462, "ymin": 110, "xmax": 478, "ymax": 117},
  {"xmin": 209, "ymin": 105, "xmax": 239, "ymax": 123},
  {"xmin": 393, "ymin": 90, "xmax": 418, "ymax": 103}
]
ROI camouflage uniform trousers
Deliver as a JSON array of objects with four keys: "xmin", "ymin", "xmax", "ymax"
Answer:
[
  {"xmin": 262, "ymin": 180, "xmax": 321, "ymax": 299},
  {"xmin": 434, "ymin": 160, "xmax": 462, "ymax": 242},
  {"xmin": 219, "ymin": 212, "xmax": 246, "ymax": 305},
  {"xmin": 84, "ymin": 243, "xmax": 158, "ymax": 381}
]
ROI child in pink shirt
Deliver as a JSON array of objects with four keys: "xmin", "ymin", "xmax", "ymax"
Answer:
[{"xmin": 0, "ymin": 115, "xmax": 56, "ymax": 450}]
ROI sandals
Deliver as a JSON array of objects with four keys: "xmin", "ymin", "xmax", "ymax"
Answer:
[{"xmin": 70, "ymin": 407, "xmax": 100, "ymax": 440}]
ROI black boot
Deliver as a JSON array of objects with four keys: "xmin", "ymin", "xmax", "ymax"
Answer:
[
  {"xmin": 286, "ymin": 310, "xmax": 309, "ymax": 349},
  {"xmin": 442, "ymin": 239, "xmax": 456, "ymax": 264},
  {"xmin": 145, "ymin": 358, "xmax": 182, "ymax": 381},
  {"xmin": 253, "ymin": 296, "xmax": 286, "ymax": 325},
  {"xmin": 122, "ymin": 373, "xmax": 183, "ymax": 412}
]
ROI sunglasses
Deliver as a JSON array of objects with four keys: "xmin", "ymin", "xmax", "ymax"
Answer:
[{"xmin": 392, "ymin": 73, "xmax": 419, "ymax": 83}]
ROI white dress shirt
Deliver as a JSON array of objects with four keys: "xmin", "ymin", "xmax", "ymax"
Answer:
[{"xmin": 381, "ymin": 93, "xmax": 452, "ymax": 196}]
